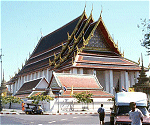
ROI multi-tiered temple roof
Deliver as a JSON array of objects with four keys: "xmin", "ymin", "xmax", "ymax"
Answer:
[{"xmin": 9, "ymin": 9, "xmax": 141, "ymax": 83}]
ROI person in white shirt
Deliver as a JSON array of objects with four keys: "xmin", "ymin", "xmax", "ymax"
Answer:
[{"xmin": 129, "ymin": 102, "xmax": 144, "ymax": 125}]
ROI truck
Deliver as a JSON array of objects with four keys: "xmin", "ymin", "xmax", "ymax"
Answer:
[{"xmin": 110, "ymin": 92, "xmax": 150, "ymax": 125}]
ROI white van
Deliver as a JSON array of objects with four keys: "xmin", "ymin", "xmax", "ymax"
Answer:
[{"xmin": 110, "ymin": 92, "xmax": 150, "ymax": 125}]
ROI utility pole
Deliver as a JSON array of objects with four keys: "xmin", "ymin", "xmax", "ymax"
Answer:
[
  {"xmin": 0, "ymin": 49, "xmax": 4, "ymax": 112},
  {"xmin": 0, "ymin": 49, "xmax": 4, "ymax": 86}
]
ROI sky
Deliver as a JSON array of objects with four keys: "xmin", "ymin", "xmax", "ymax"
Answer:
[{"xmin": 1, "ymin": 1, "xmax": 150, "ymax": 82}]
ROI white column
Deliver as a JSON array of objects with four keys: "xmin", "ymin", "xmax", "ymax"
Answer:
[
  {"xmin": 9, "ymin": 84, "xmax": 12, "ymax": 93},
  {"xmin": 42, "ymin": 70, "xmax": 44, "ymax": 77},
  {"xmin": 79, "ymin": 68, "xmax": 83, "ymax": 74},
  {"xmin": 15, "ymin": 81, "xmax": 17, "ymax": 94},
  {"xmin": 109, "ymin": 70, "xmax": 113, "ymax": 94},
  {"xmin": 70, "ymin": 69, "xmax": 73, "ymax": 74},
  {"xmin": 135, "ymin": 71, "xmax": 139, "ymax": 83},
  {"xmin": 27, "ymin": 75, "xmax": 29, "ymax": 81},
  {"xmin": 129, "ymin": 72, "xmax": 135, "ymax": 87},
  {"xmin": 31, "ymin": 73, "xmax": 33, "ymax": 80},
  {"xmin": 20, "ymin": 76, "xmax": 22, "ymax": 86},
  {"xmin": 105, "ymin": 70, "xmax": 109, "ymax": 92},
  {"xmin": 125, "ymin": 71, "xmax": 129, "ymax": 91},
  {"xmin": 8, "ymin": 85, "xmax": 10, "ymax": 92},
  {"xmin": 120, "ymin": 71, "xmax": 125, "ymax": 91},
  {"xmin": 17, "ymin": 79, "xmax": 19, "ymax": 90},
  {"xmin": 35, "ymin": 72, "xmax": 37, "ymax": 79},
  {"xmin": 24, "ymin": 76, "xmax": 26, "ymax": 83},
  {"xmin": 93, "ymin": 69, "xmax": 96, "ymax": 76},
  {"xmin": 47, "ymin": 69, "xmax": 49, "ymax": 82},
  {"xmin": 38, "ymin": 71, "xmax": 40, "ymax": 78},
  {"xmin": 12, "ymin": 84, "xmax": 15, "ymax": 95},
  {"xmin": 73, "ymin": 68, "xmax": 77, "ymax": 74},
  {"xmin": 19, "ymin": 77, "xmax": 21, "ymax": 89},
  {"xmin": 49, "ymin": 70, "xmax": 52, "ymax": 82},
  {"xmin": 34, "ymin": 73, "xmax": 36, "ymax": 79},
  {"xmin": 14, "ymin": 83, "xmax": 16, "ymax": 95},
  {"xmin": 22, "ymin": 76, "xmax": 24, "ymax": 86},
  {"xmin": 32, "ymin": 73, "xmax": 34, "ymax": 80}
]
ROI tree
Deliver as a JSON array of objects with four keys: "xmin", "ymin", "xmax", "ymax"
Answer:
[
  {"xmin": 138, "ymin": 18, "xmax": 150, "ymax": 55},
  {"xmin": 73, "ymin": 91, "xmax": 93, "ymax": 110},
  {"xmin": 2, "ymin": 96, "xmax": 22, "ymax": 109},
  {"xmin": 27, "ymin": 94, "xmax": 53, "ymax": 104},
  {"xmin": 27, "ymin": 94, "xmax": 54, "ymax": 111}
]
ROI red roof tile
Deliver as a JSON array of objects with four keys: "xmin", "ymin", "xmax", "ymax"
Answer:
[
  {"xmin": 55, "ymin": 73, "xmax": 102, "ymax": 89},
  {"xmin": 74, "ymin": 53, "xmax": 141, "ymax": 71}
]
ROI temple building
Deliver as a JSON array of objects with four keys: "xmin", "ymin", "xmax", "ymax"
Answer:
[{"xmin": 7, "ymin": 8, "xmax": 142, "ymax": 99}]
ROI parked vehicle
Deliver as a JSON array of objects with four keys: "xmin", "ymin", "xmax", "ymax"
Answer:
[
  {"xmin": 24, "ymin": 103, "xmax": 43, "ymax": 115},
  {"xmin": 110, "ymin": 92, "xmax": 150, "ymax": 125}
]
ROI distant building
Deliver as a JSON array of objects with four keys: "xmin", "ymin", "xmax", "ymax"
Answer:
[{"xmin": 7, "ymin": 8, "xmax": 141, "ymax": 99}]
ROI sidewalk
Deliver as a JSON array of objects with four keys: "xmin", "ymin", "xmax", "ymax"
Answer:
[{"xmin": 0, "ymin": 108, "xmax": 111, "ymax": 115}]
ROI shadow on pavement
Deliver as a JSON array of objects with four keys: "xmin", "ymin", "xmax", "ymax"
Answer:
[{"xmin": 105, "ymin": 122, "xmax": 110, "ymax": 125}]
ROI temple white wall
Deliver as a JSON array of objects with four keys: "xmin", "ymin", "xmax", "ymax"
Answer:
[
  {"xmin": 11, "ymin": 66, "xmax": 139, "ymax": 96},
  {"xmin": 11, "ymin": 68, "xmax": 52, "ymax": 95},
  {"xmin": 42, "ymin": 97, "xmax": 113, "ymax": 112}
]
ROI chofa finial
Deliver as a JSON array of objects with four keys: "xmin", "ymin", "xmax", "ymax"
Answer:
[
  {"xmin": 100, "ymin": 5, "xmax": 103, "ymax": 17},
  {"xmin": 84, "ymin": 2, "xmax": 86, "ymax": 12},
  {"xmin": 90, "ymin": 4, "xmax": 93, "ymax": 15}
]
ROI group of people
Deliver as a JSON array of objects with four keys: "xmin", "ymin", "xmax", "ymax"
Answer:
[{"xmin": 97, "ymin": 102, "xmax": 144, "ymax": 125}]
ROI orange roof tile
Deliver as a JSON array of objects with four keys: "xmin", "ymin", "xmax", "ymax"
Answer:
[
  {"xmin": 55, "ymin": 73, "xmax": 102, "ymax": 89},
  {"xmin": 74, "ymin": 53, "xmax": 141, "ymax": 71}
]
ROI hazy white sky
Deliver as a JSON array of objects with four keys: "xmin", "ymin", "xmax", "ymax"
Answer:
[{"xmin": 1, "ymin": 1, "xmax": 149, "ymax": 82}]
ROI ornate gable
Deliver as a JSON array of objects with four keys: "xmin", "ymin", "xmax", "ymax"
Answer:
[{"xmin": 86, "ymin": 29, "xmax": 109, "ymax": 50}]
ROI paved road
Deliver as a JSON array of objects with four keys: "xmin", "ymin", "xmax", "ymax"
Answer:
[{"xmin": 0, "ymin": 114, "xmax": 110, "ymax": 125}]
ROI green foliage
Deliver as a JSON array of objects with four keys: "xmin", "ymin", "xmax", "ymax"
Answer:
[
  {"xmin": 27, "ymin": 94, "xmax": 54, "ymax": 104},
  {"xmin": 2, "ymin": 96, "xmax": 22, "ymax": 105},
  {"xmin": 107, "ymin": 97, "xmax": 115, "ymax": 102},
  {"xmin": 73, "ymin": 91, "xmax": 93, "ymax": 104},
  {"xmin": 138, "ymin": 18, "xmax": 150, "ymax": 55}
]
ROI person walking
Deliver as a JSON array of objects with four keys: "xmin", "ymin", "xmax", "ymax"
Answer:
[
  {"xmin": 22, "ymin": 102, "xmax": 25, "ymax": 111},
  {"xmin": 129, "ymin": 102, "xmax": 144, "ymax": 125},
  {"xmin": 97, "ymin": 104, "xmax": 105, "ymax": 125}
]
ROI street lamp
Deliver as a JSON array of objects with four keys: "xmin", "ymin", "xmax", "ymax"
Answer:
[
  {"xmin": 52, "ymin": 87, "xmax": 61, "ymax": 113},
  {"xmin": 56, "ymin": 92, "xmax": 61, "ymax": 113}
]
